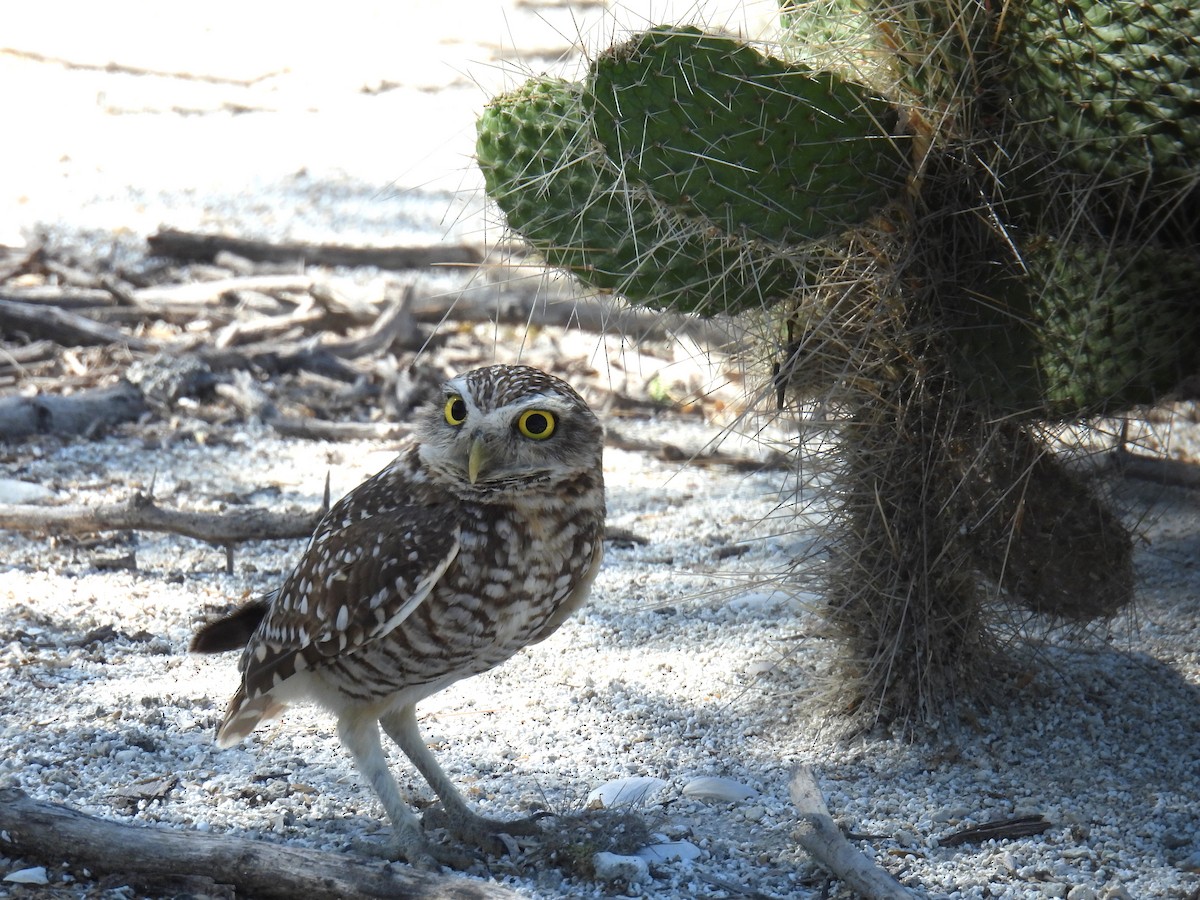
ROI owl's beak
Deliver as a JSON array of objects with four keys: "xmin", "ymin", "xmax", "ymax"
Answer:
[{"xmin": 467, "ymin": 437, "xmax": 489, "ymax": 484}]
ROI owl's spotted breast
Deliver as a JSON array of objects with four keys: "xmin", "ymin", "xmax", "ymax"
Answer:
[{"xmin": 318, "ymin": 461, "xmax": 604, "ymax": 700}]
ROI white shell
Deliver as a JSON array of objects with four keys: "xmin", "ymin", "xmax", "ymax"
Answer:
[
  {"xmin": 4, "ymin": 867, "xmax": 49, "ymax": 886},
  {"xmin": 586, "ymin": 775, "xmax": 668, "ymax": 809},
  {"xmin": 0, "ymin": 479, "xmax": 54, "ymax": 504},
  {"xmin": 636, "ymin": 840, "xmax": 704, "ymax": 863},
  {"xmin": 592, "ymin": 851, "xmax": 650, "ymax": 884},
  {"xmin": 681, "ymin": 775, "xmax": 760, "ymax": 803}
]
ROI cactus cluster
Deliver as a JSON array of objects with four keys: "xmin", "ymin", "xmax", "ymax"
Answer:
[{"xmin": 476, "ymin": 3, "xmax": 1200, "ymax": 724}]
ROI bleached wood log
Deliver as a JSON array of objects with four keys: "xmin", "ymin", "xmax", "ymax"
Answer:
[{"xmin": 0, "ymin": 788, "xmax": 518, "ymax": 900}]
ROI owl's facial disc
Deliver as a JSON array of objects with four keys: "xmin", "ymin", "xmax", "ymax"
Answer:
[{"xmin": 422, "ymin": 390, "xmax": 586, "ymax": 489}]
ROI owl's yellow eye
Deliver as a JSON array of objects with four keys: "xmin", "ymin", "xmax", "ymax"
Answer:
[
  {"xmin": 517, "ymin": 409, "xmax": 556, "ymax": 440},
  {"xmin": 444, "ymin": 395, "xmax": 467, "ymax": 426}
]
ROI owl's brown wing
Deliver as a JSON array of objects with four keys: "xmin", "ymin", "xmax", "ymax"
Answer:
[{"xmin": 216, "ymin": 500, "xmax": 460, "ymax": 747}]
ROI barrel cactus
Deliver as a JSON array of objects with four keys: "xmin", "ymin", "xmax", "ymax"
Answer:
[{"xmin": 475, "ymin": 4, "xmax": 1200, "ymax": 725}]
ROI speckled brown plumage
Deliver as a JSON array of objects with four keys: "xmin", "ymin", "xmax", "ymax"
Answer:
[{"xmin": 194, "ymin": 364, "xmax": 605, "ymax": 868}]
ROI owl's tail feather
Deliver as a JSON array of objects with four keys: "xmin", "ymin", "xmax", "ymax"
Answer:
[
  {"xmin": 215, "ymin": 687, "xmax": 287, "ymax": 749},
  {"xmin": 191, "ymin": 597, "xmax": 272, "ymax": 654}
]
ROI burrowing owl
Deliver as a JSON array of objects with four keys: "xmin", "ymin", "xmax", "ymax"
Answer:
[{"xmin": 192, "ymin": 364, "xmax": 605, "ymax": 868}]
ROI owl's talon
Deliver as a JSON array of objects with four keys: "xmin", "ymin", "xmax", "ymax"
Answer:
[
  {"xmin": 384, "ymin": 826, "xmax": 475, "ymax": 871},
  {"xmin": 422, "ymin": 806, "xmax": 545, "ymax": 856}
]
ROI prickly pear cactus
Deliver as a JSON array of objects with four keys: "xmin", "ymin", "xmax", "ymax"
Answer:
[
  {"xmin": 588, "ymin": 27, "xmax": 905, "ymax": 244},
  {"xmin": 1007, "ymin": 0, "xmax": 1200, "ymax": 199},
  {"xmin": 476, "ymin": 76, "xmax": 813, "ymax": 314},
  {"xmin": 476, "ymin": 5, "xmax": 1200, "ymax": 725}
]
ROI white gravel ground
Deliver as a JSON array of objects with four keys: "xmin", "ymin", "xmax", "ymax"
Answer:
[{"xmin": 2, "ymin": 3, "xmax": 1199, "ymax": 898}]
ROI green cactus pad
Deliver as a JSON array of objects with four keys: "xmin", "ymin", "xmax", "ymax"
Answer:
[
  {"xmin": 1027, "ymin": 239, "xmax": 1200, "ymax": 414},
  {"xmin": 587, "ymin": 26, "xmax": 907, "ymax": 245},
  {"xmin": 1006, "ymin": 0, "xmax": 1200, "ymax": 193},
  {"xmin": 951, "ymin": 238, "xmax": 1200, "ymax": 416},
  {"xmin": 476, "ymin": 76, "xmax": 812, "ymax": 314}
]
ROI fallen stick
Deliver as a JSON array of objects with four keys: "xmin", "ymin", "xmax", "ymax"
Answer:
[
  {"xmin": 0, "ymin": 340, "xmax": 58, "ymax": 371},
  {"xmin": 0, "ymin": 380, "xmax": 149, "ymax": 440},
  {"xmin": 407, "ymin": 277, "xmax": 742, "ymax": 346},
  {"xmin": 0, "ymin": 491, "xmax": 323, "ymax": 546},
  {"xmin": 266, "ymin": 416, "xmax": 411, "ymax": 442},
  {"xmin": 148, "ymin": 228, "xmax": 483, "ymax": 271},
  {"xmin": 1114, "ymin": 451, "xmax": 1200, "ymax": 490},
  {"xmin": 0, "ymin": 297, "xmax": 156, "ymax": 351},
  {"xmin": 319, "ymin": 284, "xmax": 419, "ymax": 358},
  {"xmin": 1, "ymin": 285, "xmax": 118, "ymax": 308},
  {"xmin": 789, "ymin": 766, "xmax": 914, "ymax": 899},
  {"xmin": 132, "ymin": 274, "xmax": 317, "ymax": 308},
  {"xmin": 0, "ymin": 788, "xmax": 518, "ymax": 900}
]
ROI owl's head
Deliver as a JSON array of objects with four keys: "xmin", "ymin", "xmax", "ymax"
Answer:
[{"xmin": 417, "ymin": 365, "xmax": 603, "ymax": 495}]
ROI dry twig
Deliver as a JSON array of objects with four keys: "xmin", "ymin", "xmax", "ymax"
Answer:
[
  {"xmin": 0, "ymin": 788, "xmax": 519, "ymax": 900},
  {"xmin": 789, "ymin": 766, "xmax": 914, "ymax": 899},
  {"xmin": 0, "ymin": 491, "xmax": 323, "ymax": 546},
  {"xmin": 147, "ymin": 227, "xmax": 483, "ymax": 271}
]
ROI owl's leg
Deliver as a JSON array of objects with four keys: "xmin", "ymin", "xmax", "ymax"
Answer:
[
  {"xmin": 336, "ymin": 712, "xmax": 457, "ymax": 870},
  {"xmin": 380, "ymin": 705, "xmax": 543, "ymax": 855}
]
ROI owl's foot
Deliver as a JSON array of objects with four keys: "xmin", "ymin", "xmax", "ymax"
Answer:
[
  {"xmin": 384, "ymin": 822, "xmax": 475, "ymax": 871},
  {"xmin": 422, "ymin": 805, "xmax": 548, "ymax": 857}
]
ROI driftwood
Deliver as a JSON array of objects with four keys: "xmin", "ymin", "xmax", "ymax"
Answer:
[
  {"xmin": 131, "ymin": 274, "xmax": 318, "ymax": 310},
  {"xmin": 0, "ymin": 297, "xmax": 156, "ymax": 351},
  {"xmin": 317, "ymin": 284, "xmax": 419, "ymax": 358},
  {"xmin": 266, "ymin": 416, "xmax": 411, "ymax": 442},
  {"xmin": 1, "ymin": 285, "xmax": 118, "ymax": 307},
  {"xmin": 938, "ymin": 814, "xmax": 1051, "ymax": 847},
  {"xmin": 0, "ymin": 492, "xmax": 323, "ymax": 546},
  {"xmin": 1115, "ymin": 451, "xmax": 1200, "ymax": 490},
  {"xmin": 148, "ymin": 227, "xmax": 484, "ymax": 272},
  {"xmin": 789, "ymin": 767, "xmax": 914, "ymax": 899},
  {"xmin": 0, "ymin": 340, "xmax": 58, "ymax": 372},
  {"xmin": 406, "ymin": 277, "xmax": 736, "ymax": 346},
  {"xmin": 0, "ymin": 380, "xmax": 148, "ymax": 439},
  {"xmin": 0, "ymin": 788, "xmax": 518, "ymax": 900}
]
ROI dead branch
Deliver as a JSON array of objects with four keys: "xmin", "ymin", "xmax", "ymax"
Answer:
[
  {"xmin": 789, "ymin": 767, "xmax": 914, "ymax": 899},
  {"xmin": 148, "ymin": 227, "xmax": 483, "ymax": 271},
  {"xmin": 407, "ymin": 276, "xmax": 743, "ymax": 347},
  {"xmin": 0, "ymin": 788, "xmax": 518, "ymax": 900},
  {"xmin": 211, "ymin": 375, "xmax": 410, "ymax": 442},
  {"xmin": 0, "ymin": 491, "xmax": 323, "ymax": 546},
  {"xmin": 1115, "ymin": 451, "xmax": 1200, "ymax": 490},
  {"xmin": 0, "ymin": 380, "xmax": 149, "ymax": 439},
  {"xmin": 0, "ymin": 297, "xmax": 156, "ymax": 350},
  {"xmin": 267, "ymin": 416, "xmax": 411, "ymax": 442},
  {"xmin": 136, "ymin": 295, "xmax": 387, "ymax": 378},
  {"xmin": 1, "ymin": 285, "xmax": 119, "ymax": 308},
  {"xmin": 604, "ymin": 427, "xmax": 790, "ymax": 472},
  {"xmin": 213, "ymin": 297, "xmax": 328, "ymax": 349},
  {"xmin": 132, "ymin": 274, "xmax": 317, "ymax": 309},
  {"xmin": 0, "ymin": 340, "xmax": 58, "ymax": 372},
  {"xmin": 319, "ymin": 284, "xmax": 419, "ymax": 358},
  {"xmin": 200, "ymin": 340, "xmax": 368, "ymax": 381},
  {"xmin": 938, "ymin": 815, "xmax": 1051, "ymax": 847}
]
